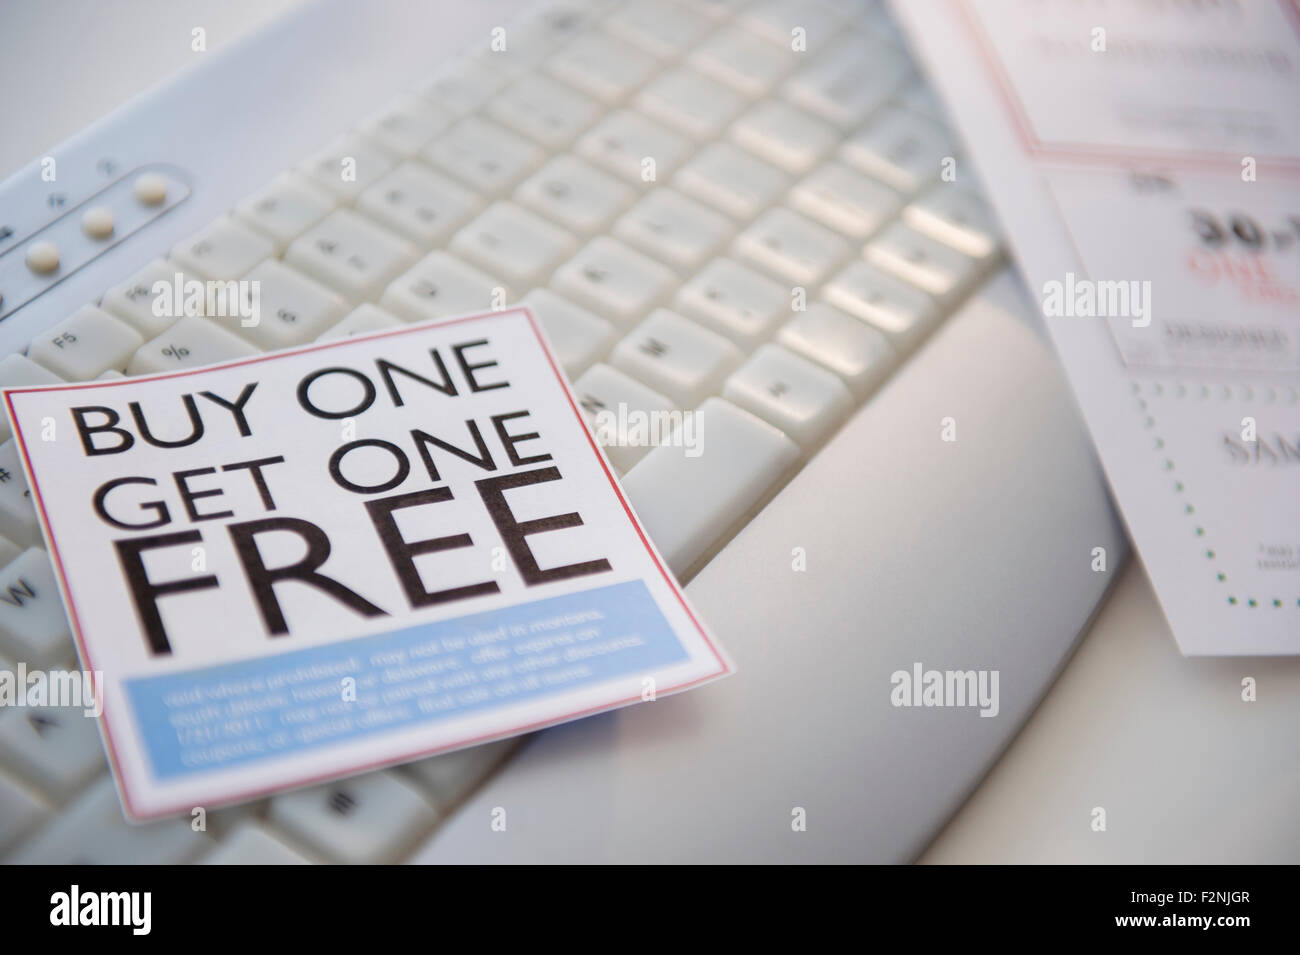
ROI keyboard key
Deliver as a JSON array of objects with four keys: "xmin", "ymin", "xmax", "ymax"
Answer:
[
  {"xmin": 861, "ymin": 0, "xmax": 910, "ymax": 47},
  {"xmin": 27, "ymin": 306, "xmax": 139, "ymax": 380},
  {"xmin": 788, "ymin": 161, "xmax": 902, "ymax": 240},
  {"xmin": 513, "ymin": 2, "xmax": 609, "ymax": 50},
  {"xmin": 895, "ymin": 79, "xmax": 949, "ymax": 122},
  {"xmin": 545, "ymin": 32, "xmax": 660, "ymax": 104},
  {"xmin": 674, "ymin": 257, "xmax": 790, "ymax": 347},
  {"xmin": 551, "ymin": 237, "xmax": 676, "ymax": 326},
  {"xmin": 0, "ymin": 770, "xmax": 49, "ymax": 854},
  {"xmin": 169, "ymin": 216, "xmax": 274, "ymax": 282},
  {"xmin": 778, "ymin": 302, "xmax": 897, "ymax": 398},
  {"xmin": 201, "ymin": 822, "xmax": 313, "ymax": 864},
  {"xmin": 298, "ymin": 133, "xmax": 397, "ymax": 202},
  {"xmin": 99, "ymin": 258, "xmax": 197, "ymax": 338},
  {"xmin": 604, "ymin": 0, "xmax": 712, "ymax": 58},
  {"xmin": 0, "ymin": 353, "xmax": 63, "ymax": 390},
  {"xmin": 485, "ymin": 30, "xmax": 555, "ymax": 69},
  {"xmin": 316, "ymin": 304, "xmax": 404, "ymax": 341},
  {"xmin": 359, "ymin": 92, "xmax": 454, "ymax": 158},
  {"xmin": 634, "ymin": 67, "xmax": 747, "ymax": 141},
  {"xmin": 514, "ymin": 155, "xmax": 635, "ymax": 236},
  {"xmin": 572, "ymin": 363, "xmax": 675, "ymax": 473},
  {"xmin": 727, "ymin": 99, "xmax": 840, "ymax": 174},
  {"xmin": 577, "ymin": 109, "xmax": 694, "ymax": 188},
  {"xmin": 128, "ymin": 316, "xmax": 259, "ymax": 376},
  {"xmin": 202, "ymin": 802, "xmax": 262, "ymax": 840},
  {"xmin": 234, "ymin": 173, "xmax": 336, "ymax": 254},
  {"xmin": 695, "ymin": 0, "xmax": 751, "ymax": 20},
  {"xmin": 487, "ymin": 72, "xmax": 603, "ymax": 149},
  {"xmin": 481, "ymin": 31, "xmax": 549, "ymax": 70},
  {"xmin": 611, "ymin": 308, "xmax": 742, "ymax": 408},
  {"xmin": 840, "ymin": 106, "xmax": 956, "ymax": 195},
  {"xmin": 422, "ymin": 116, "xmax": 546, "ymax": 197},
  {"xmin": 688, "ymin": 25, "xmax": 798, "ymax": 98},
  {"xmin": 723, "ymin": 343, "xmax": 853, "ymax": 448},
  {"xmin": 494, "ymin": 16, "xmax": 569, "ymax": 68},
  {"xmin": 673, "ymin": 141, "xmax": 789, "ymax": 221},
  {"xmin": 402, "ymin": 738, "xmax": 518, "ymax": 810},
  {"xmin": 823, "ymin": 258, "xmax": 942, "ymax": 348},
  {"xmin": 0, "ymin": 354, "xmax": 64, "ymax": 443},
  {"xmin": 733, "ymin": 207, "xmax": 851, "ymax": 287},
  {"xmin": 381, "ymin": 252, "xmax": 504, "ymax": 322},
  {"xmin": 0, "ymin": 442, "xmax": 42, "ymax": 548},
  {"xmin": 903, "ymin": 183, "xmax": 1001, "ymax": 260},
  {"xmin": 740, "ymin": 0, "xmax": 849, "ymax": 46},
  {"xmin": 450, "ymin": 201, "xmax": 578, "ymax": 291},
  {"xmin": 622, "ymin": 397, "xmax": 800, "ymax": 573},
  {"xmin": 612, "ymin": 188, "xmax": 733, "ymax": 275},
  {"xmin": 357, "ymin": 161, "xmax": 483, "ymax": 247},
  {"xmin": 10, "ymin": 776, "xmax": 209, "ymax": 863},
  {"xmin": 521, "ymin": 289, "xmax": 616, "ymax": 377},
  {"xmin": 0, "ymin": 548, "xmax": 73, "ymax": 668},
  {"xmin": 864, "ymin": 222, "xmax": 981, "ymax": 300},
  {"xmin": 0, "ymin": 702, "xmax": 104, "ymax": 802},
  {"xmin": 419, "ymin": 54, "xmax": 516, "ymax": 116},
  {"xmin": 0, "ymin": 532, "xmax": 21, "ymax": 568},
  {"xmin": 285, "ymin": 208, "xmax": 419, "ymax": 303},
  {"xmin": 268, "ymin": 770, "xmax": 437, "ymax": 864},
  {"xmin": 232, "ymin": 259, "xmax": 349, "ymax": 350},
  {"xmin": 780, "ymin": 31, "xmax": 909, "ymax": 129}
]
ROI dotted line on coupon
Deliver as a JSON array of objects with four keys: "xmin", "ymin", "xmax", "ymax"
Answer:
[
  {"xmin": 1141, "ymin": 382, "xmax": 1300, "ymax": 405},
  {"xmin": 1132, "ymin": 381, "xmax": 1296, "ymax": 611}
]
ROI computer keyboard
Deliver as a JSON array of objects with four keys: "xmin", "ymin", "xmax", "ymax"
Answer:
[{"xmin": 0, "ymin": 0, "xmax": 1000, "ymax": 863}]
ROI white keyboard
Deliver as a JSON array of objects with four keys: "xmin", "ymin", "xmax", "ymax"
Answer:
[{"xmin": 0, "ymin": 0, "xmax": 1000, "ymax": 863}]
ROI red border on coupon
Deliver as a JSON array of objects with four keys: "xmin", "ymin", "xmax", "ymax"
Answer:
[
  {"xmin": 952, "ymin": 0, "xmax": 1300, "ymax": 175},
  {"xmin": 4, "ymin": 306, "xmax": 731, "ymax": 820}
]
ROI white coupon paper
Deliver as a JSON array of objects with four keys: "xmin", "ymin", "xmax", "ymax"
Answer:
[
  {"xmin": 4, "ymin": 307, "xmax": 730, "ymax": 818},
  {"xmin": 895, "ymin": 0, "xmax": 1300, "ymax": 654}
]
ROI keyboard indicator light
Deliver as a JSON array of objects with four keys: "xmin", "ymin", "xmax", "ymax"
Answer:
[
  {"xmin": 25, "ymin": 241, "xmax": 60, "ymax": 274},
  {"xmin": 133, "ymin": 173, "xmax": 168, "ymax": 205},
  {"xmin": 82, "ymin": 205, "xmax": 115, "ymax": 239}
]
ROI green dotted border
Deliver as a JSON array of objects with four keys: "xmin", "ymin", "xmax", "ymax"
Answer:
[{"xmin": 1133, "ymin": 381, "xmax": 1297, "ymax": 611}]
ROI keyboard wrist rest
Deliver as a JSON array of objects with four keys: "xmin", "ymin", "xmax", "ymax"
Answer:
[{"xmin": 412, "ymin": 267, "xmax": 1127, "ymax": 863}]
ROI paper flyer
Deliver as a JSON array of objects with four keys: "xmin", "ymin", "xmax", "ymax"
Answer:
[
  {"xmin": 3, "ymin": 307, "xmax": 730, "ymax": 818},
  {"xmin": 894, "ymin": 0, "xmax": 1300, "ymax": 654}
]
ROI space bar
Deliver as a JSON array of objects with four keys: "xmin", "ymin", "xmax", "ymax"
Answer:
[{"xmin": 620, "ymin": 397, "xmax": 800, "ymax": 577}]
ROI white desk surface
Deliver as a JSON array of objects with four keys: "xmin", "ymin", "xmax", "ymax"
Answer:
[{"xmin": 4, "ymin": 0, "xmax": 1297, "ymax": 864}]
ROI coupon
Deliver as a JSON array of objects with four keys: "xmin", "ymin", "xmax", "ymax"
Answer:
[
  {"xmin": 3, "ymin": 307, "xmax": 730, "ymax": 818},
  {"xmin": 894, "ymin": 0, "xmax": 1300, "ymax": 654},
  {"xmin": 1043, "ymin": 168, "xmax": 1300, "ymax": 653}
]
